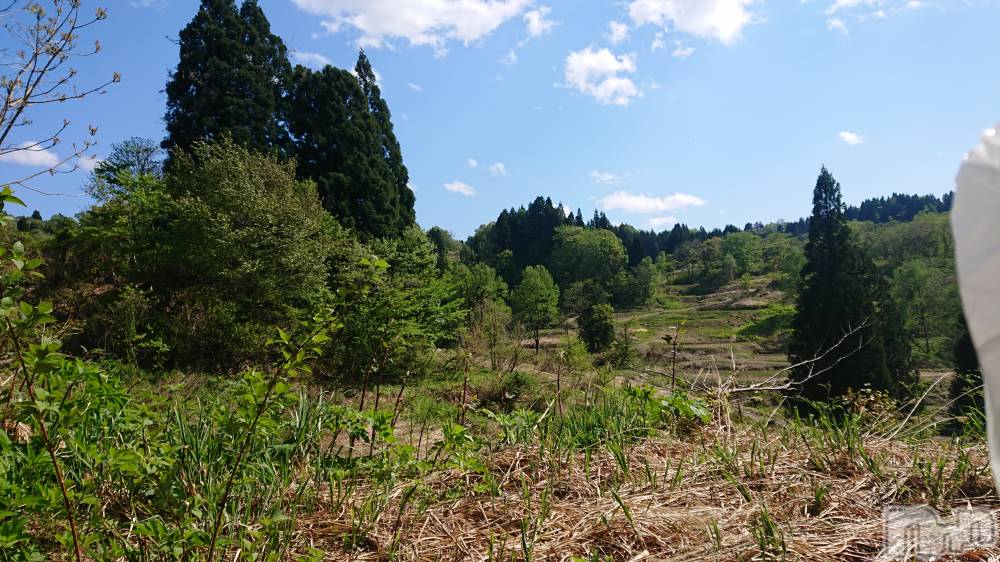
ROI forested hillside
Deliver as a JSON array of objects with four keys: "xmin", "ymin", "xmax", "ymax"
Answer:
[{"xmin": 0, "ymin": 2, "xmax": 989, "ymax": 561}]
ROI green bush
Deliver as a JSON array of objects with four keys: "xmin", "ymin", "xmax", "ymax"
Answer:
[
  {"xmin": 578, "ymin": 304, "xmax": 615, "ymax": 353},
  {"xmin": 56, "ymin": 140, "xmax": 340, "ymax": 369}
]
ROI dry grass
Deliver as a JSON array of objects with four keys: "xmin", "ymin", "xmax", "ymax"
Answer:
[{"xmin": 289, "ymin": 416, "xmax": 998, "ymax": 561}]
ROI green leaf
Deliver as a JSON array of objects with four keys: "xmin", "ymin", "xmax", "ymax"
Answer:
[{"xmin": 3, "ymin": 194, "xmax": 25, "ymax": 207}]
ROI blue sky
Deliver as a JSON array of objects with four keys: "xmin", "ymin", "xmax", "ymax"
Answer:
[{"xmin": 1, "ymin": 0, "xmax": 998, "ymax": 238}]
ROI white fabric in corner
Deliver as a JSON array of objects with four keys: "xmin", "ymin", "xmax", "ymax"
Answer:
[{"xmin": 952, "ymin": 123, "xmax": 1000, "ymax": 492}]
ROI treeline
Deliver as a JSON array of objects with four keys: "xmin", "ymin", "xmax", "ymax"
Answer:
[
  {"xmin": 7, "ymin": 0, "xmax": 973, "ymax": 387},
  {"xmin": 455, "ymin": 190, "xmax": 954, "ymax": 276},
  {"xmin": 460, "ymin": 197, "xmax": 657, "ymax": 315},
  {"xmin": 778, "ymin": 191, "xmax": 953, "ymax": 236}
]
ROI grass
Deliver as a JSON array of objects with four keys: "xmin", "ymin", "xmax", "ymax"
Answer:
[
  {"xmin": 7, "ymin": 273, "xmax": 996, "ymax": 561},
  {"xmin": 288, "ymin": 397, "xmax": 995, "ymax": 561}
]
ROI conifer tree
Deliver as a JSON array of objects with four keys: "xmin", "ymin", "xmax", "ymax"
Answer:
[
  {"xmin": 354, "ymin": 50, "xmax": 415, "ymax": 229},
  {"xmin": 163, "ymin": 0, "xmax": 290, "ymax": 157},
  {"xmin": 286, "ymin": 65, "xmax": 401, "ymax": 239},
  {"xmin": 628, "ymin": 237, "xmax": 645, "ymax": 268},
  {"xmin": 788, "ymin": 167, "xmax": 914, "ymax": 403}
]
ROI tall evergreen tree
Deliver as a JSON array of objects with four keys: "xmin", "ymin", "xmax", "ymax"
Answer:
[
  {"xmin": 627, "ymin": 236, "xmax": 645, "ymax": 268},
  {"xmin": 163, "ymin": 0, "xmax": 290, "ymax": 157},
  {"xmin": 788, "ymin": 167, "xmax": 915, "ymax": 403},
  {"xmin": 287, "ymin": 65, "xmax": 401, "ymax": 239},
  {"xmin": 354, "ymin": 50, "xmax": 415, "ymax": 230}
]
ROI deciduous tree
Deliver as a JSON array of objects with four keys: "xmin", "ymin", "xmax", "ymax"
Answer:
[{"xmin": 511, "ymin": 265, "xmax": 559, "ymax": 352}]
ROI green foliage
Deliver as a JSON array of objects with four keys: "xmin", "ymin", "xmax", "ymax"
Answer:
[
  {"xmin": 609, "ymin": 256, "xmax": 655, "ymax": 309},
  {"xmin": 864, "ymin": 212, "xmax": 954, "ymax": 270},
  {"xmin": 164, "ymin": 2, "xmax": 414, "ymax": 239},
  {"xmin": 789, "ymin": 167, "xmax": 916, "ymax": 404},
  {"xmin": 891, "ymin": 258, "xmax": 959, "ymax": 362},
  {"xmin": 328, "ymin": 226, "xmax": 465, "ymax": 382},
  {"xmin": 510, "ymin": 265, "xmax": 559, "ymax": 351},
  {"xmin": 0, "ymin": 208, "xmax": 453, "ymax": 559},
  {"xmin": 355, "ymin": 50, "xmax": 415, "ymax": 232},
  {"xmin": 550, "ymin": 225, "xmax": 627, "ymax": 288},
  {"xmin": 466, "ymin": 197, "xmax": 570, "ymax": 283},
  {"xmin": 163, "ymin": 0, "xmax": 290, "ymax": 157},
  {"xmin": 61, "ymin": 140, "xmax": 339, "ymax": 368},
  {"xmin": 748, "ymin": 505, "xmax": 786, "ymax": 559},
  {"xmin": 578, "ymin": 303, "xmax": 615, "ymax": 353},
  {"xmin": 562, "ymin": 278, "xmax": 610, "ymax": 315},
  {"xmin": 558, "ymin": 385, "xmax": 710, "ymax": 449},
  {"xmin": 604, "ymin": 324, "xmax": 636, "ymax": 369},
  {"xmin": 450, "ymin": 263, "xmax": 508, "ymax": 310},
  {"xmin": 287, "ymin": 64, "xmax": 411, "ymax": 239},
  {"xmin": 85, "ymin": 137, "xmax": 163, "ymax": 202},
  {"xmin": 428, "ymin": 227, "xmax": 460, "ymax": 271},
  {"xmin": 721, "ymin": 232, "xmax": 761, "ymax": 277}
]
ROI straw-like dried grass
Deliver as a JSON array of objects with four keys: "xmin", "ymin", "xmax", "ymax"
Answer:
[{"xmin": 290, "ymin": 419, "xmax": 1000, "ymax": 561}]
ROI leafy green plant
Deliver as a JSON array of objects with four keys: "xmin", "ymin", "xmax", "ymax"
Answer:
[{"xmin": 748, "ymin": 505, "xmax": 786, "ymax": 559}]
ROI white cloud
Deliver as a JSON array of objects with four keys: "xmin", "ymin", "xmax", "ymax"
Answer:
[
  {"xmin": 501, "ymin": 49, "xmax": 518, "ymax": 66},
  {"xmin": 608, "ymin": 21, "xmax": 630, "ymax": 44},
  {"xmin": 825, "ymin": 0, "xmax": 879, "ymax": 15},
  {"xmin": 627, "ymin": 0, "xmax": 755, "ymax": 45},
  {"xmin": 564, "ymin": 47, "xmax": 640, "ymax": 106},
  {"xmin": 489, "ymin": 162, "xmax": 507, "ymax": 176},
  {"xmin": 78, "ymin": 155, "xmax": 100, "ymax": 172},
  {"xmin": 444, "ymin": 180, "xmax": 476, "ymax": 196},
  {"xmin": 672, "ymin": 41, "xmax": 695, "ymax": 58},
  {"xmin": 839, "ymin": 131, "xmax": 864, "ymax": 145},
  {"xmin": 651, "ymin": 32, "xmax": 666, "ymax": 51},
  {"xmin": 590, "ymin": 170, "xmax": 624, "ymax": 185},
  {"xmin": 0, "ymin": 142, "xmax": 60, "ymax": 168},
  {"xmin": 407, "ymin": 82, "xmax": 423, "ymax": 92},
  {"xmin": 292, "ymin": 0, "xmax": 532, "ymax": 54},
  {"xmin": 826, "ymin": 17, "xmax": 848, "ymax": 33},
  {"xmin": 819, "ymin": 0, "xmax": 924, "ymax": 30},
  {"xmin": 292, "ymin": 50, "xmax": 332, "ymax": 68},
  {"xmin": 648, "ymin": 215, "xmax": 678, "ymax": 229},
  {"xmin": 524, "ymin": 5, "xmax": 555, "ymax": 37},
  {"xmin": 598, "ymin": 190, "xmax": 706, "ymax": 213},
  {"xmin": 467, "ymin": 158, "xmax": 478, "ymax": 168},
  {"xmin": 129, "ymin": 0, "xmax": 165, "ymax": 7}
]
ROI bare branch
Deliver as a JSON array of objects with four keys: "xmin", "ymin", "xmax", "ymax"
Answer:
[
  {"xmin": 0, "ymin": 0, "xmax": 115, "ymax": 191},
  {"xmin": 723, "ymin": 318, "xmax": 873, "ymax": 395}
]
